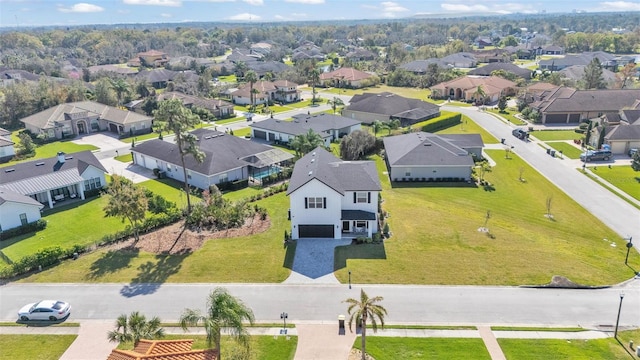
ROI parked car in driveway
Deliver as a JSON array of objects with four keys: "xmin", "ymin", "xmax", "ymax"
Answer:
[
  {"xmin": 18, "ymin": 300, "xmax": 71, "ymax": 321},
  {"xmin": 580, "ymin": 150, "xmax": 612, "ymax": 162},
  {"xmin": 629, "ymin": 148, "xmax": 638, "ymax": 157}
]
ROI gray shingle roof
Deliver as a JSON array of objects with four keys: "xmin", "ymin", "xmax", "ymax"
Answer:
[
  {"xmin": 558, "ymin": 65, "xmax": 616, "ymax": 83},
  {"xmin": 345, "ymin": 92, "xmax": 440, "ymax": 120},
  {"xmin": 467, "ymin": 63, "xmax": 532, "ymax": 79},
  {"xmin": 0, "ymin": 187, "xmax": 44, "ymax": 208},
  {"xmin": 286, "ymin": 147, "xmax": 380, "ymax": 196},
  {"xmin": 341, "ymin": 210, "xmax": 376, "ymax": 220},
  {"xmin": 20, "ymin": 101, "xmax": 152, "ymax": 130},
  {"xmin": 132, "ymin": 129, "xmax": 292, "ymax": 176},
  {"xmin": 383, "ymin": 132, "xmax": 478, "ymax": 167},
  {"xmin": 533, "ymin": 88, "xmax": 640, "ymax": 113},
  {"xmin": 605, "ymin": 125, "xmax": 640, "ymax": 141},
  {"xmin": 251, "ymin": 113, "xmax": 360, "ymax": 138},
  {"xmin": 0, "ymin": 151, "xmax": 106, "ymax": 195}
]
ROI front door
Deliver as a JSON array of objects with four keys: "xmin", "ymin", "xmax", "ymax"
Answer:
[{"xmin": 342, "ymin": 221, "xmax": 350, "ymax": 233}]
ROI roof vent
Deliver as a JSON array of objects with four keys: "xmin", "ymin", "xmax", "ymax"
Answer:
[
  {"xmin": 204, "ymin": 136, "xmax": 212, "ymax": 140},
  {"xmin": 312, "ymin": 152, "xmax": 316, "ymax": 156},
  {"xmin": 424, "ymin": 142, "xmax": 432, "ymax": 146},
  {"xmin": 65, "ymin": 156, "xmax": 74, "ymax": 160},
  {"xmin": 35, "ymin": 162, "xmax": 45, "ymax": 166},
  {"xmin": 308, "ymin": 171, "xmax": 313, "ymax": 176},
  {"xmin": 5, "ymin": 168, "xmax": 15, "ymax": 172},
  {"xmin": 311, "ymin": 159, "xmax": 315, "ymax": 163}
]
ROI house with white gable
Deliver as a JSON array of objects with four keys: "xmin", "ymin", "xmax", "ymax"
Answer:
[
  {"xmin": 286, "ymin": 147, "xmax": 381, "ymax": 239},
  {"xmin": 0, "ymin": 188, "xmax": 44, "ymax": 232},
  {"xmin": 0, "ymin": 127, "xmax": 15, "ymax": 163}
]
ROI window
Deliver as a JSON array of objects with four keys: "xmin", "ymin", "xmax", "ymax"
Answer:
[
  {"xmin": 219, "ymin": 173, "xmax": 228, "ymax": 183},
  {"xmin": 355, "ymin": 221, "xmax": 367, "ymax": 229},
  {"xmin": 305, "ymin": 197, "xmax": 325, "ymax": 209},
  {"xmin": 187, "ymin": 170, "xmax": 192, "ymax": 179},
  {"xmin": 19, "ymin": 213, "xmax": 27, "ymax": 226},
  {"xmin": 84, "ymin": 177, "xmax": 102, "ymax": 191},
  {"xmin": 405, "ymin": 171, "xmax": 411, "ymax": 177},
  {"xmin": 355, "ymin": 192, "xmax": 368, "ymax": 203}
]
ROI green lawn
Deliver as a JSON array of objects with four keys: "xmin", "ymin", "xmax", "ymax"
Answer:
[
  {"xmin": 137, "ymin": 178, "xmax": 202, "ymax": 207},
  {"xmin": 545, "ymin": 142, "xmax": 584, "ymax": 159},
  {"xmin": 436, "ymin": 115, "xmax": 500, "ymax": 144},
  {"xmin": 499, "ymin": 337, "xmax": 632, "ymax": 359},
  {"xmin": 0, "ymin": 335, "xmax": 77, "ymax": 360},
  {"xmin": 588, "ymin": 165, "xmax": 640, "ymax": 201},
  {"xmin": 486, "ymin": 108, "xmax": 528, "ymax": 125},
  {"xmin": 115, "ymin": 153, "xmax": 133, "ymax": 162},
  {"xmin": 530, "ymin": 130, "xmax": 582, "ymax": 141},
  {"xmin": 334, "ymin": 150, "xmax": 637, "ymax": 286},
  {"xmin": 354, "ymin": 337, "xmax": 491, "ymax": 360},
  {"xmin": 218, "ymin": 74, "xmax": 237, "ymax": 83},
  {"xmin": 1, "ymin": 137, "xmax": 99, "ymax": 167},
  {"xmin": 233, "ymin": 127, "xmax": 252, "ymax": 137},
  {"xmin": 20, "ymin": 193, "xmax": 294, "ymax": 283},
  {"xmin": 318, "ymin": 85, "xmax": 432, "ymax": 101},
  {"xmin": 117, "ymin": 334, "xmax": 297, "ymax": 360}
]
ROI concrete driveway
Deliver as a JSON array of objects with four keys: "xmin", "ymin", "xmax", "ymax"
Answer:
[
  {"xmin": 284, "ymin": 238, "xmax": 352, "ymax": 284},
  {"xmin": 71, "ymin": 133, "xmax": 128, "ymax": 152}
]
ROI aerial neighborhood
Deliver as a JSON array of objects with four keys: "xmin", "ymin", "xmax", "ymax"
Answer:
[{"xmin": 0, "ymin": 6, "xmax": 639, "ymax": 360}]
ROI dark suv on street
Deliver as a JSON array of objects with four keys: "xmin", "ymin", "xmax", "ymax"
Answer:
[
  {"xmin": 580, "ymin": 150, "xmax": 612, "ymax": 162},
  {"xmin": 512, "ymin": 128, "xmax": 528, "ymax": 140}
]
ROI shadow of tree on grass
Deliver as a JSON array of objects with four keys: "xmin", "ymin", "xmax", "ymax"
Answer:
[
  {"xmin": 120, "ymin": 250, "xmax": 191, "ymax": 298},
  {"xmin": 86, "ymin": 248, "xmax": 139, "ymax": 280}
]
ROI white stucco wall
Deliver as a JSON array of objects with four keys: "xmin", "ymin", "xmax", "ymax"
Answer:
[
  {"xmin": 389, "ymin": 165, "xmax": 471, "ymax": 181},
  {"xmin": 289, "ymin": 179, "xmax": 342, "ymax": 239},
  {"xmin": 0, "ymin": 201, "xmax": 42, "ymax": 231},
  {"xmin": 80, "ymin": 165, "xmax": 107, "ymax": 189}
]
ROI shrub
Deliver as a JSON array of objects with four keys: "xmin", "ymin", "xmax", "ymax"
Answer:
[
  {"xmin": 0, "ymin": 219, "xmax": 47, "ymax": 241},
  {"xmin": 383, "ymin": 223, "xmax": 390, "ymax": 237},
  {"xmin": 372, "ymin": 232, "xmax": 382, "ymax": 243},
  {"xmin": 355, "ymin": 236, "xmax": 373, "ymax": 244},
  {"xmin": 421, "ymin": 113, "xmax": 462, "ymax": 133}
]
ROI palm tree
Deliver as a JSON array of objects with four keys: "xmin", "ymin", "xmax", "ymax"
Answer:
[
  {"xmin": 473, "ymin": 85, "xmax": 486, "ymax": 105},
  {"xmin": 309, "ymin": 68, "xmax": 320, "ymax": 105},
  {"xmin": 372, "ymin": 120, "xmax": 383, "ymax": 136},
  {"xmin": 180, "ymin": 287, "xmax": 255, "ymax": 359},
  {"xmin": 107, "ymin": 311, "xmax": 164, "ymax": 346},
  {"xmin": 109, "ymin": 78, "xmax": 130, "ymax": 106},
  {"xmin": 329, "ymin": 96, "xmax": 344, "ymax": 114},
  {"xmin": 344, "ymin": 289, "xmax": 387, "ymax": 360},
  {"xmin": 290, "ymin": 129, "xmax": 324, "ymax": 157},
  {"xmin": 233, "ymin": 61, "xmax": 248, "ymax": 81},
  {"xmin": 244, "ymin": 70, "xmax": 258, "ymax": 111}
]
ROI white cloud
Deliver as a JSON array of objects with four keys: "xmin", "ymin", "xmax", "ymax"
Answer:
[
  {"xmin": 600, "ymin": 1, "xmax": 640, "ymax": 11},
  {"xmin": 160, "ymin": 12, "xmax": 172, "ymax": 17},
  {"xmin": 243, "ymin": 0, "xmax": 263, "ymax": 5},
  {"xmin": 117, "ymin": 9, "xmax": 131, "ymax": 13},
  {"xmin": 227, "ymin": 12, "xmax": 260, "ymax": 20},
  {"xmin": 292, "ymin": 12, "xmax": 307, "ymax": 17},
  {"xmin": 441, "ymin": 4, "xmax": 489, "ymax": 12},
  {"xmin": 284, "ymin": 0, "xmax": 324, "ymax": 4},
  {"xmin": 58, "ymin": 3, "xmax": 105, "ymax": 13},
  {"xmin": 123, "ymin": 0, "xmax": 182, "ymax": 6},
  {"xmin": 381, "ymin": 1, "xmax": 408, "ymax": 17}
]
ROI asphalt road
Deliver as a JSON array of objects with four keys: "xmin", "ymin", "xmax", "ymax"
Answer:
[
  {"xmin": 444, "ymin": 105, "xmax": 640, "ymax": 244},
  {"xmin": 1, "ymin": 282, "xmax": 638, "ymax": 328}
]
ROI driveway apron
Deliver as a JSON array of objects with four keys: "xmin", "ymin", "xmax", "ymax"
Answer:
[{"xmin": 284, "ymin": 238, "xmax": 352, "ymax": 284}]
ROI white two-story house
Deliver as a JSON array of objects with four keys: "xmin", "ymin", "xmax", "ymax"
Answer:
[{"xmin": 286, "ymin": 147, "xmax": 381, "ymax": 239}]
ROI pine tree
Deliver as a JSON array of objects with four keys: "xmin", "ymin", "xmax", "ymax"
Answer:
[{"xmin": 580, "ymin": 58, "xmax": 606, "ymax": 89}]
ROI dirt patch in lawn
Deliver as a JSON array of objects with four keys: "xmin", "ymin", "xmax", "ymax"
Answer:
[{"xmin": 108, "ymin": 214, "xmax": 270, "ymax": 254}]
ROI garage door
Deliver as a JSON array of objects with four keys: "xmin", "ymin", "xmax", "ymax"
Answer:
[
  {"xmin": 545, "ymin": 114, "xmax": 567, "ymax": 123},
  {"xmin": 253, "ymin": 130, "xmax": 266, "ymax": 139},
  {"xmin": 299, "ymin": 225, "xmax": 334, "ymax": 238}
]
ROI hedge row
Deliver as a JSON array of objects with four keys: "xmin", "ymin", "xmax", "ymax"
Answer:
[
  {"xmin": 0, "ymin": 219, "xmax": 47, "ymax": 241},
  {"xmin": 98, "ymin": 209, "xmax": 183, "ymax": 246},
  {"xmin": 0, "ymin": 244, "xmax": 85, "ymax": 278},
  {"xmin": 421, "ymin": 113, "xmax": 462, "ymax": 133}
]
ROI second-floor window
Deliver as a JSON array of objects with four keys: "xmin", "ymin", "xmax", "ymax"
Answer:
[
  {"xmin": 305, "ymin": 197, "xmax": 325, "ymax": 209},
  {"xmin": 354, "ymin": 192, "xmax": 370, "ymax": 203}
]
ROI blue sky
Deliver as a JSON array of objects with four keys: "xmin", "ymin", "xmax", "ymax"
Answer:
[{"xmin": 0, "ymin": 0, "xmax": 639, "ymax": 28}]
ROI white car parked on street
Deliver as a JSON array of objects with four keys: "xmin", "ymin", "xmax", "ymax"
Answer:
[{"xmin": 18, "ymin": 300, "xmax": 71, "ymax": 321}]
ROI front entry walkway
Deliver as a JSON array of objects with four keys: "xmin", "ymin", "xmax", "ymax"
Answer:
[
  {"xmin": 284, "ymin": 238, "xmax": 352, "ymax": 284},
  {"xmin": 294, "ymin": 324, "xmax": 356, "ymax": 360}
]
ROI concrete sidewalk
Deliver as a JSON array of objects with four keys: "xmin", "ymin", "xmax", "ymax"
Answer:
[{"xmin": 1, "ymin": 322, "xmax": 614, "ymax": 360}]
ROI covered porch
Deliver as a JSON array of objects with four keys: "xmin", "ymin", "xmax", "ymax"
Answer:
[
  {"xmin": 341, "ymin": 210, "xmax": 377, "ymax": 238},
  {"xmin": 2, "ymin": 170, "xmax": 87, "ymax": 209}
]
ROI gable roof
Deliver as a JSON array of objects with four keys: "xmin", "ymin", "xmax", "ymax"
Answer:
[
  {"xmin": 0, "ymin": 150, "xmax": 107, "ymax": 195},
  {"xmin": 251, "ymin": 113, "xmax": 359, "ymax": 138},
  {"xmin": 0, "ymin": 188, "xmax": 44, "ymax": 208},
  {"xmin": 383, "ymin": 132, "xmax": 479, "ymax": 167},
  {"xmin": 431, "ymin": 76, "xmax": 517, "ymax": 97},
  {"xmin": 286, "ymin": 147, "xmax": 380, "ymax": 196},
  {"xmin": 346, "ymin": 92, "xmax": 440, "ymax": 119},
  {"xmin": 319, "ymin": 67, "xmax": 373, "ymax": 82},
  {"xmin": 558, "ymin": 65, "xmax": 617, "ymax": 83},
  {"xmin": 467, "ymin": 63, "xmax": 532, "ymax": 79},
  {"xmin": 132, "ymin": 129, "xmax": 293, "ymax": 176},
  {"xmin": 230, "ymin": 80, "xmax": 277, "ymax": 98},
  {"xmin": 605, "ymin": 124, "xmax": 640, "ymax": 141},
  {"xmin": 531, "ymin": 87, "xmax": 640, "ymax": 113},
  {"xmin": 158, "ymin": 92, "xmax": 233, "ymax": 112},
  {"xmin": 247, "ymin": 61, "xmax": 291, "ymax": 76},
  {"xmin": 20, "ymin": 101, "xmax": 152, "ymax": 130},
  {"xmin": 107, "ymin": 339, "xmax": 217, "ymax": 360}
]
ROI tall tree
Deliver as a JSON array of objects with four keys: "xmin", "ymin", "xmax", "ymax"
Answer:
[
  {"xmin": 234, "ymin": 61, "xmax": 248, "ymax": 81},
  {"xmin": 110, "ymin": 78, "xmax": 130, "ymax": 106},
  {"xmin": 94, "ymin": 78, "xmax": 118, "ymax": 106},
  {"xmin": 104, "ymin": 175, "xmax": 148, "ymax": 244},
  {"xmin": 329, "ymin": 96, "xmax": 344, "ymax": 114},
  {"xmin": 580, "ymin": 57, "xmax": 606, "ymax": 90},
  {"xmin": 309, "ymin": 68, "xmax": 320, "ymax": 104},
  {"xmin": 180, "ymin": 287, "xmax": 255, "ymax": 359},
  {"xmin": 153, "ymin": 99, "xmax": 205, "ymax": 213},
  {"xmin": 107, "ymin": 311, "xmax": 164, "ymax": 347},
  {"xmin": 371, "ymin": 120, "xmax": 383, "ymax": 136},
  {"xmin": 340, "ymin": 130, "xmax": 376, "ymax": 160},
  {"xmin": 344, "ymin": 289, "xmax": 387, "ymax": 360},
  {"xmin": 290, "ymin": 129, "xmax": 324, "ymax": 157},
  {"xmin": 244, "ymin": 70, "xmax": 258, "ymax": 111}
]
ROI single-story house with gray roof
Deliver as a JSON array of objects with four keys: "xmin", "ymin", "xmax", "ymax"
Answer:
[
  {"xmin": 249, "ymin": 113, "xmax": 361, "ymax": 146},
  {"xmin": 467, "ymin": 62, "xmax": 532, "ymax": 80},
  {"xmin": 0, "ymin": 127, "xmax": 15, "ymax": 163},
  {"xmin": 131, "ymin": 128, "xmax": 293, "ymax": 190},
  {"xmin": 286, "ymin": 147, "xmax": 381, "ymax": 239},
  {"xmin": 0, "ymin": 150, "xmax": 107, "ymax": 210},
  {"xmin": 20, "ymin": 101, "xmax": 153, "ymax": 140},
  {"xmin": 0, "ymin": 188, "xmax": 44, "ymax": 232},
  {"xmin": 589, "ymin": 105, "xmax": 640, "ymax": 154},
  {"xmin": 343, "ymin": 92, "xmax": 440, "ymax": 127},
  {"xmin": 383, "ymin": 132, "xmax": 483, "ymax": 182}
]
